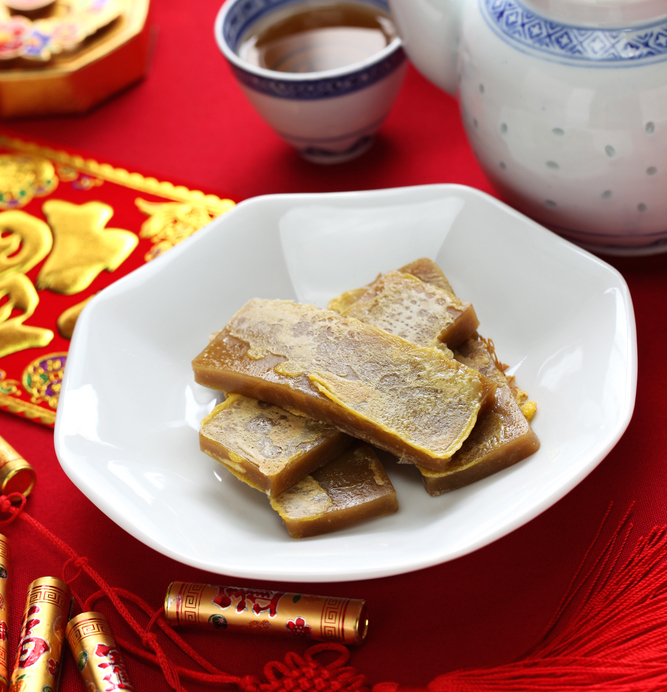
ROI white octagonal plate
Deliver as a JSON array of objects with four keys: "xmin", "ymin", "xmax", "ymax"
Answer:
[{"xmin": 54, "ymin": 185, "xmax": 637, "ymax": 582}]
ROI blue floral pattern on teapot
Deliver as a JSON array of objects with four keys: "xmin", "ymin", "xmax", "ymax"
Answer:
[{"xmin": 483, "ymin": 0, "xmax": 667, "ymax": 65}]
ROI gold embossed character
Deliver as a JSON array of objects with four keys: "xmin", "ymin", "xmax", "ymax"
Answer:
[
  {"xmin": 0, "ymin": 155, "xmax": 57, "ymax": 209},
  {"xmin": 56, "ymin": 295, "xmax": 94, "ymax": 339},
  {"xmin": 0, "ymin": 210, "xmax": 52, "ymax": 278},
  {"xmin": 0, "ymin": 273, "xmax": 53, "ymax": 358},
  {"xmin": 136, "ymin": 199, "xmax": 214, "ymax": 261},
  {"xmin": 37, "ymin": 200, "xmax": 138, "ymax": 294}
]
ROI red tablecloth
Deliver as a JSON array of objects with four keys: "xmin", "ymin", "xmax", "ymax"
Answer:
[{"xmin": 2, "ymin": 1, "xmax": 667, "ymax": 690}]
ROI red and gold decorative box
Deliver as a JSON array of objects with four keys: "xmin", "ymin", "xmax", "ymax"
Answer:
[
  {"xmin": 0, "ymin": 0, "xmax": 152, "ymax": 118},
  {"xmin": 0, "ymin": 134, "xmax": 235, "ymax": 425}
]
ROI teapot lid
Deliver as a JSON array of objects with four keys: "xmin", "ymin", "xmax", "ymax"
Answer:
[{"xmin": 524, "ymin": 0, "xmax": 667, "ymax": 27}]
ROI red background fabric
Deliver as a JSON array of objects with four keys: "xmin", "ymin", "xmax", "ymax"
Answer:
[{"xmin": 2, "ymin": 1, "xmax": 667, "ymax": 689}]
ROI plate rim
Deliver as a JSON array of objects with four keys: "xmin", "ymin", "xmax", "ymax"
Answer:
[{"xmin": 54, "ymin": 183, "xmax": 638, "ymax": 582}]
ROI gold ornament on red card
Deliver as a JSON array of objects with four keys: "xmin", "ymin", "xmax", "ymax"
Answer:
[{"xmin": 0, "ymin": 134, "xmax": 235, "ymax": 426}]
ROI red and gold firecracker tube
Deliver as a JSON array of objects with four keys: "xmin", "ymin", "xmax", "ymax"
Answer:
[
  {"xmin": 0, "ymin": 436, "xmax": 36, "ymax": 497},
  {"xmin": 66, "ymin": 612, "xmax": 135, "ymax": 692},
  {"xmin": 0, "ymin": 535, "xmax": 9, "ymax": 692},
  {"xmin": 10, "ymin": 577, "xmax": 72, "ymax": 692},
  {"xmin": 164, "ymin": 581, "xmax": 368, "ymax": 645}
]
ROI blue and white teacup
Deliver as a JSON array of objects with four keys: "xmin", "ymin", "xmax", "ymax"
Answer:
[{"xmin": 215, "ymin": 0, "xmax": 407, "ymax": 164}]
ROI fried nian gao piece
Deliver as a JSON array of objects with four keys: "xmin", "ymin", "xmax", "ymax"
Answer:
[
  {"xmin": 270, "ymin": 444, "xmax": 398, "ymax": 538},
  {"xmin": 327, "ymin": 287, "xmax": 368, "ymax": 314},
  {"xmin": 200, "ymin": 394, "xmax": 353, "ymax": 498},
  {"xmin": 418, "ymin": 335, "xmax": 540, "ymax": 494},
  {"xmin": 192, "ymin": 299, "xmax": 495, "ymax": 470},
  {"xmin": 332, "ymin": 257, "xmax": 453, "ymax": 296},
  {"xmin": 399, "ymin": 257, "xmax": 455, "ymax": 294},
  {"xmin": 328, "ymin": 259, "xmax": 455, "ymax": 316},
  {"xmin": 341, "ymin": 270, "xmax": 479, "ymax": 349},
  {"xmin": 200, "ymin": 265, "xmax": 476, "ymax": 497},
  {"xmin": 329, "ymin": 259, "xmax": 540, "ymax": 492}
]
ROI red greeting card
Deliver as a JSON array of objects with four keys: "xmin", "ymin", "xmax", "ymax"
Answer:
[{"xmin": 0, "ymin": 133, "xmax": 235, "ymax": 426}]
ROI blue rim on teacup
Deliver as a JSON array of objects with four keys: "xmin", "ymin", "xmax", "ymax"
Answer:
[{"xmin": 214, "ymin": 0, "xmax": 407, "ymax": 162}]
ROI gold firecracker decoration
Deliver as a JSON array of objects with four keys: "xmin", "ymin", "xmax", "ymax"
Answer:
[
  {"xmin": 0, "ymin": 435, "xmax": 36, "ymax": 495},
  {"xmin": 10, "ymin": 577, "xmax": 72, "ymax": 692},
  {"xmin": 0, "ymin": 534, "xmax": 8, "ymax": 692},
  {"xmin": 66, "ymin": 612, "xmax": 135, "ymax": 691},
  {"xmin": 165, "ymin": 582, "xmax": 369, "ymax": 646},
  {"xmin": 0, "ymin": 134, "xmax": 235, "ymax": 425}
]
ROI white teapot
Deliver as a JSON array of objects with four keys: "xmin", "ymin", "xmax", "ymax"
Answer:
[{"xmin": 388, "ymin": 0, "xmax": 667, "ymax": 255}]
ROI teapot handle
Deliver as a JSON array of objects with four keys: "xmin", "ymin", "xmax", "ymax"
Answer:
[{"xmin": 388, "ymin": 0, "xmax": 460, "ymax": 97}]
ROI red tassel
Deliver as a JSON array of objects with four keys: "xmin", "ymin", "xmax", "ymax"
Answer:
[
  {"xmin": 374, "ymin": 503, "xmax": 667, "ymax": 692},
  {"xmin": 7, "ymin": 486, "xmax": 667, "ymax": 692}
]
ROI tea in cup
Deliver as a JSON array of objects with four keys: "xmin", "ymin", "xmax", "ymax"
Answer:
[{"xmin": 215, "ymin": 0, "xmax": 407, "ymax": 163}]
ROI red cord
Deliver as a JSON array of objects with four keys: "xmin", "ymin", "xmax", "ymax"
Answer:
[
  {"xmin": 0, "ymin": 493, "xmax": 239, "ymax": 689},
  {"xmin": 0, "ymin": 493, "xmax": 368, "ymax": 692},
  {"xmin": 9, "ymin": 488, "xmax": 667, "ymax": 692}
]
